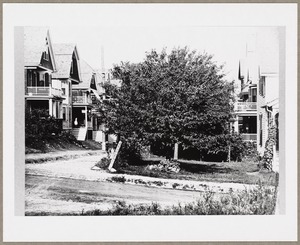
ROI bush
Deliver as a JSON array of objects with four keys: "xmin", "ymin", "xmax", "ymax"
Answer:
[
  {"xmin": 111, "ymin": 176, "xmax": 126, "ymax": 183},
  {"xmin": 25, "ymin": 108, "xmax": 63, "ymax": 149},
  {"xmin": 25, "ymin": 108, "xmax": 82, "ymax": 150},
  {"xmin": 95, "ymin": 157, "xmax": 111, "ymax": 169},
  {"xmin": 243, "ymin": 141, "xmax": 260, "ymax": 161},
  {"xmin": 79, "ymin": 184, "xmax": 277, "ymax": 215},
  {"xmin": 203, "ymin": 133, "xmax": 247, "ymax": 162},
  {"xmin": 115, "ymin": 137, "xmax": 144, "ymax": 166},
  {"xmin": 148, "ymin": 159, "xmax": 180, "ymax": 173}
]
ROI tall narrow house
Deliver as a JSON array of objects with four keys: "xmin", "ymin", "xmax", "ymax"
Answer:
[
  {"xmin": 72, "ymin": 60, "xmax": 104, "ymax": 141},
  {"xmin": 235, "ymin": 36, "xmax": 259, "ymax": 142},
  {"xmin": 52, "ymin": 44, "xmax": 81, "ymax": 130},
  {"xmin": 24, "ymin": 27, "xmax": 63, "ymax": 125}
]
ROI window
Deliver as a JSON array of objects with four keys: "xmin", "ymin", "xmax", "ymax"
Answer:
[
  {"xmin": 259, "ymin": 114, "xmax": 263, "ymax": 146},
  {"xmin": 43, "ymin": 48, "xmax": 49, "ymax": 61},
  {"xmin": 69, "ymin": 82, "xmax": 72, "ymax": 97},
  {"xmin": 38, "ymin": 73, "xmax": 44, "ymax": 87},
  {"xmin": 62, "ymin": 88, "xmax": 66, "ymax": 95},
  {"xmin": 259, "ymin": 76, "xmax": 265, "ymax": 97},
  {"xmin": 27, "ymin": 70, "xmax": 32, "ymax": 86},
  {"xmin": 63, "ymin": 107, "xmax": 66, "ymax": 120},
  {"xmin": 251, "ymin": 88, "xmax": 257, "ymax": 102},
  {"xmin": 32, "ymin": 72, "xmax": 37, "ymax": 87},
  {"xmin": 45, "ymin": 73, "xmax": 50, "ymax": 86}
]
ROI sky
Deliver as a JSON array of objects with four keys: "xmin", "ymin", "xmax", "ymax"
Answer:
[{"xmin": 49, "ymin": 26, "xmax": 269, "ymax": 82}]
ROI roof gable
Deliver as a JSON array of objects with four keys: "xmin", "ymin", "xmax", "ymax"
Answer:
[
  {"xmin": 24, "ymin": 27, "xmax": 57, "ymax": 71},
  {"xmin": 52, "ymin": 43, "xmax": 81, "ymax": 82}
]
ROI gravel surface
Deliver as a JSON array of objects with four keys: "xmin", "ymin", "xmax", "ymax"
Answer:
[
  {"xmin": 26, "ymin": 151, "xmax": 258, "ymax": 193},
  {"xmin": 25, "ymin": 151, "xmax": 269, "ymax": 215}
]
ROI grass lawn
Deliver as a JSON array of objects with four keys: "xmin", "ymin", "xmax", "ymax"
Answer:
[{"xmin": 117, "ymin": 158, "xmax": 277, "ymax": 186}]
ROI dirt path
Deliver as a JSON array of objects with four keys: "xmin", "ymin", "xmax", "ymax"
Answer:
[
  {"xmin": 26, "ymin": 175, "xmax": 203, "ymax": 215},
  {"xmin": 26, "ymin": 152, "xmax": 259, "ymax": 193}
]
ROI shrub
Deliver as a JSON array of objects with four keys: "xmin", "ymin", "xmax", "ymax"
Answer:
[
  {"xmin": 243, "ymin": 141, "xmax": 260, "ymax": 161},
  {"xmin": 115, "ymin": 137, "xmax": 144, "ymax": 166},
  {"xmin": 203, "ymin": 133, "xmax": 247, "ymax": 162},
  {"xmin": 172, "ymin": 183, "xmax": 180, "ymax": 189},
  {"xmin": 111, "ymin": 176, "xmax": 126, "ymax": 183},
  {"xmin": 150, "ymin": 159, "xmax": 180, "ymax": 173},
  {"xmin": 25, "ymin": 108, "xmax": 63, "ymax": 149},
  {"xmin": 95, "ymin": 157, "xmax": 111, "ymax": 169},
  {"xmin": 78, "ymin": 184, "xmax": 276, "ymax": 216}
]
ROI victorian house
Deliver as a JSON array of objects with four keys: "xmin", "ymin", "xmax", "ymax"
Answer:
[
  {"xmin": 235, "ymin": 29, "xmax": 280, "ymax": 171},
  {"xmin": 52, "ymin": 43, "xmax": 81, "ymax": 130},
  {"xmin": 24, "ymin": 27, "xmax": 64, "ymax": 126},
  {"xmin": 72, "ymin": 60, "xmax": 105, "ymax": 142}
]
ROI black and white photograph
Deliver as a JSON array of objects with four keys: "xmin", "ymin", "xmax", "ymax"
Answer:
[{"xmin": 3, "ymin": 3, "xmax": 298, "ymax": 242}]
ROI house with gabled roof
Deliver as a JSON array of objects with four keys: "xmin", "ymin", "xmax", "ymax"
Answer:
[
  {"xmin": 72, "ymin": 59, "xmax": 105, "ymax": 142},
  {"xmin": 52, "ymin": 43, "xmax": 81, "ymax": 130},
  {"xmin": 24, "ymin": 27, "xmax": 64, "ymax": 125},
  {"xmin": 235, "ymin": 29, "xmax": 280, "ymax": 171}
]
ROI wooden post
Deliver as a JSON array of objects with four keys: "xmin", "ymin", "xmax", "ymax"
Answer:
[
  {"xmin": 85, "ymin": 106, "xmax": 88, "ymax": 129},
  {"xmin": 102, "ymin": 131, "xmax": 106, "ymax": 151},
  {"xmin": 108, "ymin": 141, "xmax": 122, "ymax": 171},
  {"xmin": 174, "ymin": 143, "xmax": 179, "ymax": 160}
]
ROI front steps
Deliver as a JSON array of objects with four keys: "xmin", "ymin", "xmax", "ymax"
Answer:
[{"xmin": 72, "ymin": 127, "xmax": 88, "ymax": 141}]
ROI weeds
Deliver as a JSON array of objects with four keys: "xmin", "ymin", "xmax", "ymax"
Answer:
[
  {"xmin": 172, "ymin": 183, "xmax": 180, "ymax": 189},
  {"xmin": 26, "ymin": 183, "xmax": 277, "ymax": 216},
  {"xmin": 152, "ymin": 181, "xmax": 164, "ymax": 186},
  {"xmin": 111, "ymin": 176, "xmax": 126, "ymax": 183}
]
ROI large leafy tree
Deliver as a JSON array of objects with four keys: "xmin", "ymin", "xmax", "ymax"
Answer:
[{"xmin": 103, "ymin": 47, "xmax": 236, "ymax": 161}]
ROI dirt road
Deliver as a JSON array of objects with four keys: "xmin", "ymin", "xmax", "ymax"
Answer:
[{"xmin": 25, "ymin": 175, "xmax": 202, "ymax": 215}]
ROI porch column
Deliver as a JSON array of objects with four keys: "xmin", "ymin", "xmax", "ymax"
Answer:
[
  {"xmin": 102, "ymin": 131, "xmax": 106, "ymax": 151},
  {"xmin": 85, "ymin": 106, "xmax": 88, "ymax": 129},
  {"xmin": 233, "ymin": 117, "xmax": 239, "ymax": 133},
  {"xmin": 49, "ymin": 99, "xmax": 53, "ymax": 116}
]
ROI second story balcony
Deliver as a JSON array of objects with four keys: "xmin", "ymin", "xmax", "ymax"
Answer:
[
  {"xmin": 72, "ymin": 95, "xmax": 92, "ymax": 105},
  {"xmin": 26, "ymin": 86, "xmax": 63, "ymax": 97},
  {"xmin": 235, "ymin": 102, "xmax": 257, "ymax": 112}
]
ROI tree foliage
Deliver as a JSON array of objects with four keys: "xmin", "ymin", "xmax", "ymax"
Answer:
[
  {"xmin": 25, "ymin": 108, "xmax": 62, "ymax": 148},
  {"xmin": 102, "ymin": 47, "xmax": 237, "ymax": 161}
]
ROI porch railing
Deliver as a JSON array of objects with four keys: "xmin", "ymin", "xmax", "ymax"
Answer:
[
  {"xmin": 235, "ymin": 102, "xmax": 257, "ymax": 111},
  {"xmin": 27, "ymin": 87, "xmax": 50, "ymax": 96},
  {"xmin": 72, "ymin": 95, "xmax": 92, "ymax": 104},
  {"xmin": 26, "ymin": 86, "xmax": 62, "ymax": 97},
  {"xmin": 52, "ymin": 87, "xmax": 62, "ymax": 97}
]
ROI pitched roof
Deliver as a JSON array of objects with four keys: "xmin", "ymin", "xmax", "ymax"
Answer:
[
  {"xmin": 76, "ymin": 59, "xmax": 95, "ymax": 89},
  {"xmin": 52, "ymin": 43, "xmax": 80, "ymax": 79},
  {"xmin": 73, "ymin": 60, "xmax": 106, "ymax": 95},
  {"xmin": 24, "ymin": 26, "xmax": 56, "ymax": 70}
]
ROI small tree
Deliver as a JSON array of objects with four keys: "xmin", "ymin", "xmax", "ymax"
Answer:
[{"xmin": 102, "ymin": 47, "xmax": 237, "ymax": 162}]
